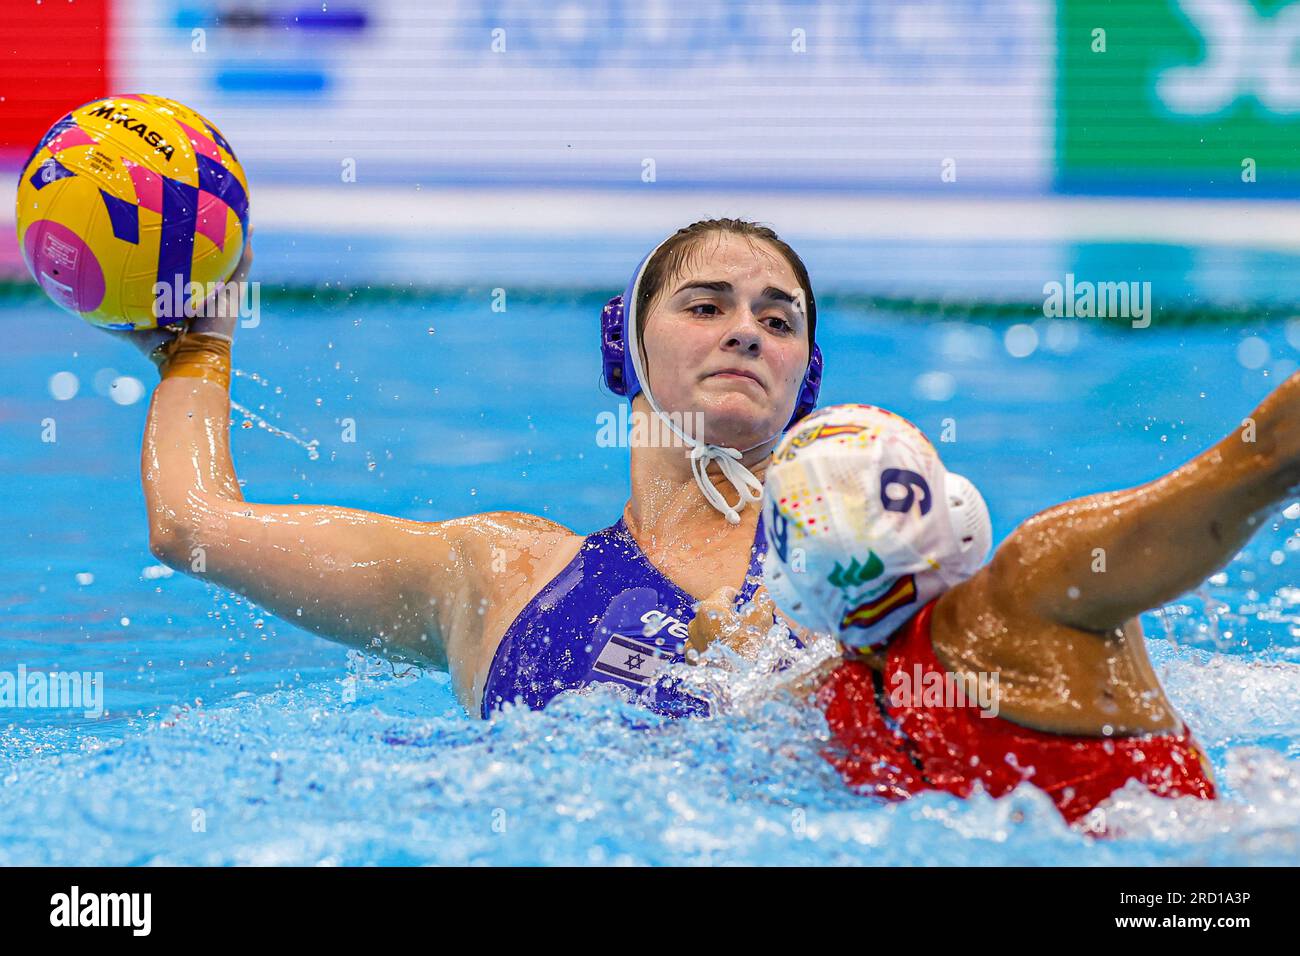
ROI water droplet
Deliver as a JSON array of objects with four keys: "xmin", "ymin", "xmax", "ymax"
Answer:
[{"xmin": 49, "ymin": 371, "xmax": 79, "ymax": 400}]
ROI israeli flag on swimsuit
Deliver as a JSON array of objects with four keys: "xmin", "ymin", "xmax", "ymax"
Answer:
[
  {"xmin": 589, "ymin": 587, "xmax": 679, "ymax": 687},
  {"xmin": 594, "ymin": 635, "xmax": 672, "ymax": 685},
  {"xmin": 586, "ymin": 586, "xmax": 709, "ymax": 717}
]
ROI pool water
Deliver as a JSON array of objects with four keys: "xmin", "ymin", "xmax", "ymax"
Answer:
[{"xmin": 2, "ymin": 282, "xmax": 1299, "ymax": 865}]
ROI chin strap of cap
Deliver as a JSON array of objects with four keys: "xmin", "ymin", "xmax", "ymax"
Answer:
[{"xmin": 688, "ymin": 443, "xmax": 766, "ymax": 525}]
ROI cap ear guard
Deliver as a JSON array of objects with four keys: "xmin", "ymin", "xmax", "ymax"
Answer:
[
  {"xmin": 944, "ymin": 472, "xmax": 993, "ymax": 574},
  {"xmin": 602, "ymin": 246, "xmax": 659, "ymax": 401},
  {"xmin": 760, "ymin": 547, "xmax": 831, "ymax": 636},
  {"xmin": 600, "ymin": 294, "xmax": 638, "ymax": 398},
  {"xmin": 791, "ymin": 343, "xmax": 823, "ymax": 427}
]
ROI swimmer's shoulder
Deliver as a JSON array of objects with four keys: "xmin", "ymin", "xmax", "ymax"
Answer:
[
  {"xmin": 446, "ymin": 509, "xmax": 579, "ymax": 544},
  {"xmin": 439, "ymin": 510, "xmax": 584, "ymax": 586},
  {"xmin": 449, "ymin": 512, "xmax": 587, "ymax": 700}
]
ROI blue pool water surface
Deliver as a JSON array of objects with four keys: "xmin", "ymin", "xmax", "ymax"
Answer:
[{"xmin": 2, "ymin": 270, "xmax": 1299, "ymax": 865}]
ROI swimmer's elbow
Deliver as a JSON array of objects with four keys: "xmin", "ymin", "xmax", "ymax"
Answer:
[
  {"xmin": 979, "ymin": 532, "xmax": 1028, "ymax": 616},
  {"xmin": 148, "ymin": 528, "xmax": 186, "ymax": 570},
  {"xmin": 146, "ymin": 499, "xmax": 216, "ymax": 572},
  {"xmin": 973, "ymin": 530, "xmax": 1071, "ymax": 628}
]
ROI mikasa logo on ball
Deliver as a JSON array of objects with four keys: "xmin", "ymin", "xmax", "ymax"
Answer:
[{"xmin": 85, "ymin": 103, "xmax": 175, "ymax": 159}]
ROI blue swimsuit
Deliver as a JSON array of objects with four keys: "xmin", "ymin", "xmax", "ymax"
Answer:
[{"xmin": 480, "ymin": 513, "xmax": 772, "ymax": 719}]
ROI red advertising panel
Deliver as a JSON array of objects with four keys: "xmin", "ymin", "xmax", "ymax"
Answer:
[{"xmin": 0, "ymin": 0, "xmax": 110, "ymax": 160}]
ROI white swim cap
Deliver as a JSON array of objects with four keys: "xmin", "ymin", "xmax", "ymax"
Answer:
[{"xmin": 761, "ymin": 404, "xmax": 992, "ymax": 651}]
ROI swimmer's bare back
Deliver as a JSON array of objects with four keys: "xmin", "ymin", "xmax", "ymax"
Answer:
[{"xmin": 923, "ymin": 370, "xmax": 1300, "ymax": 736}]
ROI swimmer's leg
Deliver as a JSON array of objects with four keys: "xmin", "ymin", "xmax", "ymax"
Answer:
[{"xmin": 978, "ymin": 372, "xmax": 1300, "ymax": 633}]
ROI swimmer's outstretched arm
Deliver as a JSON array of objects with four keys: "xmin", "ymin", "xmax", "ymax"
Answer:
[
  {"xmin": 980, "ymin": 371, "xmax": 1300, "ymax": 633},
  {"xmin": 123, "ymin": 241, "xmax": 571, "ymax": 702}
]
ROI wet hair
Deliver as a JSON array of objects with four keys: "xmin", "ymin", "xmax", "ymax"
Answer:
[{"xmin": 634, "ymin": 218, "xmax": 817, "ymax": 353}]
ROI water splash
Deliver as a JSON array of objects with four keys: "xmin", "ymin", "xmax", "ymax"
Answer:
[
  {"xmin": 5, "ymin": 617, "xmax": 1296, "ymax": 866},
  {"xmin": 230, "ymin": 397, "xmax": 320, "ymax": 460}
]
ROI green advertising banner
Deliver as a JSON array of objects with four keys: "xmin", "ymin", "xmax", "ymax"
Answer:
[{"xmin": 1059, "ymin": 0, "xmax": 1300, "ymax": 194}]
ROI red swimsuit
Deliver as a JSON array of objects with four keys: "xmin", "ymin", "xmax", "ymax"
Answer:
[{"xmin": 817, "ymin": 600, "xmax": 1216, "ymax": 825}]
